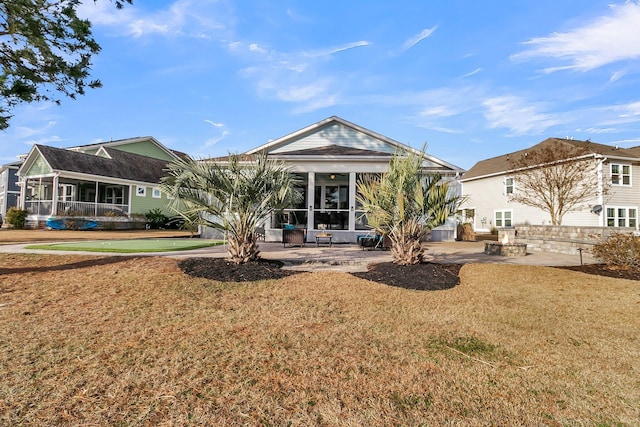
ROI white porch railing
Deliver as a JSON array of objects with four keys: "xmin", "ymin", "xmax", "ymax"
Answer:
[
  {"xmin": 57, "ymin": 201, "xmax": 128, "ymax": 216},
  {"xmin": 25, "ymin": 200, "xmax": 129, "ymax": 217}
]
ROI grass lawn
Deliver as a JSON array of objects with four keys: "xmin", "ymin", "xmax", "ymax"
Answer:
[
  {"xmin": 25, "ymin": 239, "xmax": 224, "ymax": 253},
  {"xmin": 1, "ymin": 254, "xmax": 638, "ymax": 425}
]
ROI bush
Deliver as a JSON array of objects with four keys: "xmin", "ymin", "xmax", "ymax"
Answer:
[
  {"xmin": 145, "ymin": 208, "xmax": 168, "ymax": 229},
  {"xmin": 592, "ymin": 233, "xmax": 640, "ymax": 268},
  {"xmin": 6, "ymin": 207, "xmax": 28, "ymax": 229},
  {"xmin": 456, "ymin": 223, "xmax": 475, "ymax": 241}
]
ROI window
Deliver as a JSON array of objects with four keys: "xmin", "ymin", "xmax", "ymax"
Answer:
[
  {"xmin": 611, "ymin": 164, "xmax": 631, "ymax": 186},
  {"xmin": 152, "ymin": 188, "xmax": 161, "ymax": 198},
  {"xmin": 505, "ymin": 177, "xmax": 514, "ymax": 195},
  {"xmin": 494, "ymin": 210, "xmax": 512, "ymax": 227},
  {"xmin": 606, "ymin": 207, "xmax": 637, "ymax": 228},
  {"xmin": 136, "ymin": 186, "xmax": 146, "ymax": 197}
]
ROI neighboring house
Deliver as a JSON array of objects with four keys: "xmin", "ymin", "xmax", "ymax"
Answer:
[
  {"xmin": 207, "ymin": 116, "xmax": 465, "ymax": 243},
  {"xmin": 0, "ymin": 161, "xmax": 22, "ymax": 219},
  {"xmin": 16, "ymin": 137, "xmax": 184, "ymax": 228},
  {"xmin": 460, "ymin": 137, "xmax": 640, "ymax": 232}
]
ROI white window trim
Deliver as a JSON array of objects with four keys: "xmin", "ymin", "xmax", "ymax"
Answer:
[
  {"xmin": 610, "ymin": 163, "xmax": 632, "ymax": 186},
  {"xmin": 152, "ymin": 187, "xmax": 161, "ymax": 198},
  {"xmin": 505, "ymin": 177, "xmax": 514, "ymax": 195},
  {"xmin": 136, "ymin": 185, "xmax": 146, "ymax": 197},
  {"xmin": 494, "ymin": 209, "xmax": 513, "ymax": 228},
  {"xmin": 605, "ymin": 206, "xmax": 638, "ymax": 229}
]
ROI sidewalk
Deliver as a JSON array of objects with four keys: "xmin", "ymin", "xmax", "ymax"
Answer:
[{"xmin": 0, "ymin": 240, "xmax": 597, "ymax": 272}]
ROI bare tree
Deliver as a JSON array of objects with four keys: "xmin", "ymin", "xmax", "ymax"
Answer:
[{"xmin": 508, "ymin": 141, "xmax": 608, "ymax": 225}]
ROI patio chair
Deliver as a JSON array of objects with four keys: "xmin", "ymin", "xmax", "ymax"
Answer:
[
  {"xmin": 282, "ymin": 224, "xmax": 307, "ymax": 247},
  {"xmin": 255, "ymin": 226, "xmax": 265, "ymax": 241}
]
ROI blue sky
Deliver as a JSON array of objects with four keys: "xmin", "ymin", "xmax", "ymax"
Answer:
[{"xmin": 2, "ymin": 0, "xmax": 640, "ymax": 170}]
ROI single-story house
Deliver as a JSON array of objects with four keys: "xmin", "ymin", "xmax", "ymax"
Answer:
[
  {"xmin": 16, "ymin": 137, "xmax": 184, "ymax": 229},
  {"xmin": 205, "ymin": 116, "xmax": 466, "ymax": 243},
  {"xmin": 460, "ymin": 137, "xmax": 640, "ymax": 232}
]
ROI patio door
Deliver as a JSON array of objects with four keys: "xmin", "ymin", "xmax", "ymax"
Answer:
[
  {"xmin": 105, "ymin": 186, "xmax": 124, "ymax": 204},
  {"xmin": 314, "ymin": 174, "xmax": 349, "ymax": 230}
]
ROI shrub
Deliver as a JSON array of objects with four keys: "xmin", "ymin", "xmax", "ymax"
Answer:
[
  {"xmin": 6, "ymin": 207, "xmax": 28, "ymax": 229},
  {"xmin": 456, "ymin": 223, "xmax": 475, "ymax": 241},
  {"xmin": 592, "ymin": 233, "xmax": 640, "ymax": 268},
  {"xmin": 145, "ymin": 208, "xmax": 168, "ymax": 229}
]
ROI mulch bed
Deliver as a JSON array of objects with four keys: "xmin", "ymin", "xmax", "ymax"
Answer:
[
  {"xmin": 556, "ymin": 264, "xmax": 640, "ymax": 281},
  {"xmin": 353, "ymin": 262, "xmax": 463, "ymax": 290},
  {"xmin": 178, "ymin": 258, "xmax": 299, "ymax": 282},
  {"xmin": 178, "ymin": 258, "xmax": 640, "ymax": 287}
]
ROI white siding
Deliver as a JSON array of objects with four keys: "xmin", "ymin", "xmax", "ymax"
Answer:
[
  {"xmin": 270, "ymin": 122, "xmax": 444, "ymax": 169},
  {"xmin": 270, "ymin": 123, "xmax": 396, "ymax": 154},
  {"xmin": 461, "ymin": 173, "xmax": 601, "ymax": 231}
]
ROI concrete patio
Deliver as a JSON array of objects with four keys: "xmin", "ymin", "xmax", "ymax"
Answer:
[{"xmin": 0, "ymin": 240, "xmax": 598, "ymax": 272}]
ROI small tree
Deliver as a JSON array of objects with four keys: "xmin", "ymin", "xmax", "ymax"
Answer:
[
  {"xmin": 508, "ymin": 142, "xmax": 608, "ymax": 225},
  {"xmin": 161, "ymin": 152, "xmax": 301, "ymax": 264},
  {"xmin": 357, "ymin": 146, "xmax": 463, "ymax": 265}
]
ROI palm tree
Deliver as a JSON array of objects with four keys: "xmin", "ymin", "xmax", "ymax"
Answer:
[
  {"xmin": 161, "ymin": 152, "xmax": 301, "ymax": 264},
  {"xmin": 357, "ymin": 146, "xmax": 463, "ymax": 265}
]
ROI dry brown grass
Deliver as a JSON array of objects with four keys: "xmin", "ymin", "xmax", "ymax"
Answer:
[
  {"xmin": 0, "ymin": 228, "xmax": 192, "ymax": 245},
  {"xmin": 1, "ymin": 254, "xmax": 638, "ymax": 426}
]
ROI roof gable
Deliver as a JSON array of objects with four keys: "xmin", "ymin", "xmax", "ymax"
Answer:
[
  {"xmin": 246, "ymin": 116, "xmax": 464, "ymax": 172},
  {"xmin": 68, "ymin": 136, "xmax": 181, "ymax": 162}
]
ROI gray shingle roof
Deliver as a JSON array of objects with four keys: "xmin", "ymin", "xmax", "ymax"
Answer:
[
  {"xmin": 36, "ymin": 145, "xmax": 170, "ymax": 184},
  {"xmin": 462, "ymin": 137, "xmax": 640, "ymax": 181}
]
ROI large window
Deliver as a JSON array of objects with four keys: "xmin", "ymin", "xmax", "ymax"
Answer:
[
  {"xmin": 606, "ymin": 207, "xmax": 637, "ymax": 228},
  {"xmin": 611, "ymin": 164, "xmax": 631, "ymax": 186},
  {"xmin": 494, "ymin": 210, "xmax": 512, "ymax": 227}
]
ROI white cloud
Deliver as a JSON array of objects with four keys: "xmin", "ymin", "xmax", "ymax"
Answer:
[
  {"xmin": 511, "ymin": 2, "xmax": 640, "ymax": 72},
  {"xmin": 204, "ymin": 119, "xmax": 224, "ymax": 127},
  {"xmin": 482, "ymin": 95, "xmax": 559, "ymax": 135},
  {"xmin": 78, "ymin": 0, "xmax": 230, "ymax": 39},
  {"xmin": 276, "ymin": 80, "xmax": 331, "ymax": 102},
  {"xmin": 420, "ymin": 106, "xmax": 458, "ymax": 118},
  {"xmin": 233, "ymin": 38, "xmax": 369, "ymax": 113},
  {"xmin": 15, "ymin": 121, "xmax": 57, "ymax": 139},
  {"xmin": 302, "ymin": 41, "xmax": 370, "ymax": 58},
  {"xmin": 204, "ymin": 130, "xmax": 229, "ymax": 147},
  {"xmin": 401, "ymin": 27, "xmax": 437, "ymax": 52},
  {"xmin": 610, "ymin": 70, "xmax": 627, "ymax": 82},
  {"xmin": 459, "ymin": 68, "xmax": 482, "ymax": 79}
]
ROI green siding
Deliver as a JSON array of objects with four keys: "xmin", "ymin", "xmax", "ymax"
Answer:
[
  {"xmin": 112, "ymin": 140, "xmax": 175, "ymax": 161},
  {"xmin": 130, "ymin": 185, "xmax": 174, "ymax": 216},
  {"xmin": 24, "ymin": 154, "xmax": 52, "ymax": 176}
]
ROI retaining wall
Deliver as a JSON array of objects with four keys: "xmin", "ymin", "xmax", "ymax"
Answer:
[{"xmin": 515, "ymin": 225, "xmax": 637, "ymax": 255}]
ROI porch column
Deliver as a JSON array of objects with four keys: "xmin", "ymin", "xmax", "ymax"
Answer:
[
  {"xmin": 51, "ymin": 175, "xmax": 59, "ymax": 215},
  {"xmin": 348, "ymin": 172, "xmax": 356, "ymax": 231},
  {"xmin": 19, "ymin": 178, "xmax": 26, "ymax": 210},
  {"xmin": 94, "ymin": 181, "xmax": 99, "ymax": 216},
  {"xmin": 306, "ymin": 172, "xmax": 315, "ymax": 231}
]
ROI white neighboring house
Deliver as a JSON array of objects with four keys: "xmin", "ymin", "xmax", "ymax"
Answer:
[
  {"xmin": 205, "ymin": 116, "xmax": 466, "ymax": 243},
  {"xmin": 460, "ymin": 137, "xmax": 640, "ymax": 232}
]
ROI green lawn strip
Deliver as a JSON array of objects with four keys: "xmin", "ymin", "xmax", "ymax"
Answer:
[{"xmin": 26, "ymin": 239, "xmax": 225, "ymax": 253}]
